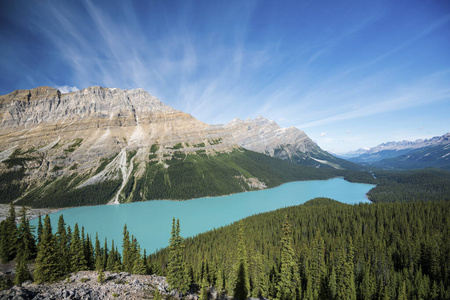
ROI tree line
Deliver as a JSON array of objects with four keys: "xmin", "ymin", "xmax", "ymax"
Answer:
[{"xmin": 149, "ymin": 198, "xmax": 450, "ymax": 300}]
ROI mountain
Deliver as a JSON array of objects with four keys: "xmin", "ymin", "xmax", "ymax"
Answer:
[
  {"xmin": 346, "ymin": 133, "xmax": 450, "ymax": 170},
  {"xmin": 224, "ymin": 116, "xmax": 362, "ymax": 170},
  {"xmin": 0, "ymin": 86, "xmax": 354, "ymax": 207}
]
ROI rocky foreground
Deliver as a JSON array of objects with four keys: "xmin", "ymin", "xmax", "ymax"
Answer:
[
  {"xmin": 1, "ymin": 271, "xmax": 189, "ymax": 300},
  {"xmin": 0, "ymin": 270, "xmax": 269, "ymax": 300}
]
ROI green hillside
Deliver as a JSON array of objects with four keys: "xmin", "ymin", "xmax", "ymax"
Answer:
[
  {"xmin": 10, "ymin": 148, "xmax": 345, "ymax": 208},
  {"xmin": 122, "ymin": 149, "xmax": 341, "ymax": 202},
  {"xmin": 149, "ymin": 199, "xmax": 450, "ymax": 299}
]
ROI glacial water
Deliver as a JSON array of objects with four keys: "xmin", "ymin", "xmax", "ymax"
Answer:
[{"xmin": 30, "ymin": 178, "xmax": 374, "ymax": 253}]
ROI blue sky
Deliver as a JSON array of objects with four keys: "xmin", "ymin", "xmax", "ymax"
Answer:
[{"xmin": 1, "ymin": 0, "xmax": 449, "ymax": 153}]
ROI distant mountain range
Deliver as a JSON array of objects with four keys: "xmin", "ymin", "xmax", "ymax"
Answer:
[
  {"xmin": 0, "ymin": 86, "xmax": 359, "ymax": 208},
  {"xmin": 342, "ymin": 133, "xmax": 450, "ymax": 170}
]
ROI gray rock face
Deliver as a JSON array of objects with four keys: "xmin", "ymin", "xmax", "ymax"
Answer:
[
  {"xmin": 0, "ymin": 86, "xmax": 350, "ymax": 206},
  {"xmin": 224, "ymin": 116, "xmax": 322, "ymax": 158}
]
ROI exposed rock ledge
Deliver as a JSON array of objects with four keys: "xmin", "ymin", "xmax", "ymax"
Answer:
[
  {"xmin": 0, "ymin": 270, "xmax": 271, "ymax": 300},
  {"xmin": 0, "ymin": 271, "xmax": 179, "ymax": 300}
]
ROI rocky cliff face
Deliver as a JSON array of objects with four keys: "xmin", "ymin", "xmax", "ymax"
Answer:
[
  {"xmin": 224, "ymin": 116, "xmax": 333, "ymax": 165},
  {"xmin": 0, "ymin": 86, "xmax": 351, "ymax": 207}
]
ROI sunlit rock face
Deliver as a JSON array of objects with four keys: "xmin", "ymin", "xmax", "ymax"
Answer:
[{"xmin": 0, "ymin": 86, "xmax": 347, "ymax": 205}]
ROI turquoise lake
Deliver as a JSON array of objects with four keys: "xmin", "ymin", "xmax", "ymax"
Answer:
[{"xmin": 30, "ymin": 178, "xmax": 374, "ymax": 254}]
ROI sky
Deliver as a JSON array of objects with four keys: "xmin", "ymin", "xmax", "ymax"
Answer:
[{"xmin": 1, "ymin": 0, "xmax": 449, "ymax": 154}]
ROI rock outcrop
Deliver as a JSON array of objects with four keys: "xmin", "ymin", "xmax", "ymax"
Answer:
[
  {"xmin": 0, "ymin": 271, "xmax": 182, "ymax": 299},
  {"xmin": 0, "ymin": 271, "xmax": 270, "ymax": 300}
]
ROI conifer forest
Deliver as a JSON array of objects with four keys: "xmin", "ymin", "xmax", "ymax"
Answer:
[{"xmin": 1, "ymin": 195, "xmax": 449, "ymax": 299}]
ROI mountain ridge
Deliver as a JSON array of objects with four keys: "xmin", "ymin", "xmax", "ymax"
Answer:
[
  {"xmin": 344, "ymin": 132, "xmax": 450, "ymax": 170},
  {"xmin": 0, "ymin": 86, "xmax": 361, "ymax": 207}
]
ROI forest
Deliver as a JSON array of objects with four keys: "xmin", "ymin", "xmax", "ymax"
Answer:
[{"xmin": 1, "ymin": 196, "xmax": 449, "ymax": 299}]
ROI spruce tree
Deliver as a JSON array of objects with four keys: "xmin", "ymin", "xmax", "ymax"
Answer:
[
  {"xmin": 199, "ymin": 264, "xmax": 209, "ymax": 300},
  {"xmin": 233, "ymin": 220, "xmax": 249, "ymax": 300},
  {"xmin": 95, "ymin": 233, "xmax": 103, "ymax": 271},
  {"xmin": 102, "ymin": 238, "xmax": 108, "ymax": 271},
  {"xmin": 132, "ymin": 250, "xmax": 147, "ymax": 275},
  {"xmin": 69, "ymin": 223, "xmax": 88, "ymax": 272},
  {"xmin": 167, "ymin": 218, "xmax": 188, "ymax": 294},
  {"xmin": 37, "ymin": 214, "xmax": 43, "ymax": 245},
  {"xmin": 167, "ymin": 218, "xmax": 178, "ymax": 286},
  {"xmin": 34, "ymin": 215, "xmax": 62, "ymax": 283},
  {"xmin": 328, "ymin": 266, "xmax": 337, "ymax": 299},
  {"xmin": 122, "ymin": 224, "xmax": 132, "ymax": 273},
  {"xmin": 97, "ymin": 269, "xmax": 105, "ymax": 283},
  {"xmin": 106, "ymin": 240, "xmax": 115, "ymax": 271},
  {"xmin": 360, "ymin": 261, "xmax": 375, "ymax": 300},
  {"xmin": 276, "ymin": 216, "xmax": 300, "ymax": 300},
  {"xmin": 13, "ymin": 249, "xmax": 32, "ymax": 286},
  {"xmin": 17, "ymin": 206, "xmax": 37, "ymax": 261},
  {"xmin": 397, "ymin": 281, "xmax": 407, "ymax": 300},
  {"xmin": 56, "ymin": 215, "xmax": 69, "ymax": 273},
  {"xmin": 0, "ymin": 202, "xmax": 18, "ymax": 263},
  {"xmin": 113, "ymin": 245, "xmax": 122, "ymax": 272},
  {"xmin": 84, "ymin": 234, "xmax": 94, "ymax": 269},
  {"xmin": 0, "ymin": 221, "xmax": 7, "ymax": 263},
  {"xmin": 251, "ymin": 250, "xmax": 265, "ymax": 298},
  {"xmin": 337, "ymin": 238, "xmax": 356, "ymax": 300}
]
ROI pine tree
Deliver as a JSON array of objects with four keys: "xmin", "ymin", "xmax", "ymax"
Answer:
[
  {"xmin": 69, "ymin": 223, "xmax": 88, "ymax": 272},
  {"xmin": 309, "ymin": 231, "xmax": 326, "ymax": 299},
  {"xmin": 167, "ymin": 218, "xmax": 188, "ymax": 294},
  {"xmin": 84, "ymin": 234, "xmax": 94, "ymax": 269},
  {"xmin": 251, "ymin": 250, "xmax": 265, "ymax": 298},
  {"xmin": 233, "ymin": 220, "xmax": 249, "ymax": 300},
  {"xmin": 17, "ymin": 206, "xmax": 37, "ymax": 261},
  {"xmin": 360, "ymin": 261, "xmax": 375, "ymax": 300},
  {"xmin": 276, "ymin": 216, "xmax": 300, "ymax": 300},
  {"xmin": 132, "ymin": 246, "xmax": 147, "ymax": 275},
  {"xmin": 95, "ymin": 233, "xmax": 103, "ymax": 271},
  {"xmin": 216, "ymin": 263, "xmax": 225, "ymax": 292},
  {"xmin": 337, "ymin": 238, "xmax": 356, "ymax": 300},
  {"xmin": 97, "ymin": 269, "xmax": 105, "ymax": 283},
  {"xmin": 102, "ymin": 237, "xmax": 108, "ymax": 270},
  {"xmin": 113, "ymin": 245, "xmax": 122, "ymax": 272},
  {"xmin": 34, "ymin": 215, "xmax": 63, "ymax": 283},
  {"xmin": 0, "ymin": 221, "xmax": 7, "ymax": 263},
  {"xmin": 13, "ymin": 249, "xmax": 32, "ymax": 286},
  {"xmin": 397, "ymin": 281, "xmax": 407, "ymax": 300},
  {"xmin": 328, "ymin": 266, "xmax": 337, "ymax": 299},
  {"xmin": 56, "ymin": 215, "xmax": 69, "ymax": 273},
  {"xmin": 37, "ymin": 214, "xmax": 43, "ymax": 245},
  {"xmin": 199, "ymin": 263, "xmax": 209, "ymax": 300},
  {"xmin": 106, "ymin": 240, "xmax": 115, "ymax": 271},
  {"xmin": 0, "ymin": 202, "xmax": 18, "ymax": 263},
  {"xmin": 122, "ymin": 224, "xmax": 132, "ymax": 273},
  {"xmin": 167, "ymin": 218, "xmax": 178, "ymax": 286}
]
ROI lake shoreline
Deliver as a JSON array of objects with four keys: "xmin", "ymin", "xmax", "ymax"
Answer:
[
  {"xmin": 3, "ymin": 177, "xmax": 375, "ymax": 221},
  {"xmin": 0, "ymin": 204, "xmax": 64, "ymax": 222},
  {"xmin": 29, "ymin": 178, "xmax": 375, "ymax": 254}
]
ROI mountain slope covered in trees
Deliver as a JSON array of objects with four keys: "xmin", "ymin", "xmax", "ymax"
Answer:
[{"xmin": 149, "ymin": 198, "xmax": 450, "ymax": 300}]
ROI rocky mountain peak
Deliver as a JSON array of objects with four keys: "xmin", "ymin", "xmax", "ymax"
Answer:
[{"xmin": 0, "ymin": 86, "xmax": 60, "ymax": 105}]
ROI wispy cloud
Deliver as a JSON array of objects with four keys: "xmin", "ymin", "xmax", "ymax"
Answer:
[
  {"xmin": 55, "ymin": 85, "xmax": 79, "ymax": 93},
  {"xmin": 1, "ymin": 0, "xmax": 448, "ymax": 152},
  {"xmin": 296, "ymin": 70, "xmax": 450, "ymax": 129}
]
